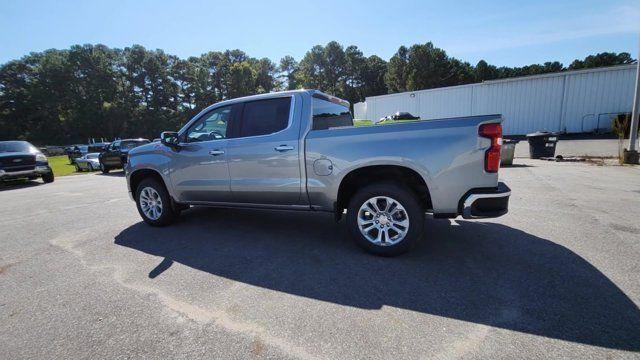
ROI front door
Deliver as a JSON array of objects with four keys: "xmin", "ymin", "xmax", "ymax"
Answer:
[
  {"xmin": 170, "ymin": 105, "xmax": 234, "ymax": 203},
  {"xmin": 104, "ymin": 141, "xmax": 122, "ymax": 167},
  {"xmin": 226, "ymin": 95, "xmax": 302, "ymax": 205}
]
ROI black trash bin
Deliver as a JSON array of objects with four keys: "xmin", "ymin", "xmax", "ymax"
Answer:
[{"xmin": 526, "ymin": 131, "xmax": 558, "ymax": 159}]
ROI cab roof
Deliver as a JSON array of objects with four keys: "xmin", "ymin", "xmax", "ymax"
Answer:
[{"xmin": 202, "ymin": 89, "xmax": 350, "ymax": 110}]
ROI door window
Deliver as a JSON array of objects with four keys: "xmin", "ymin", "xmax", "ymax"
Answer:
[
  {"xmin": 238, "ymin": 97, "xmax": 291, "ymax": 137},
  {"xmin": 186, "ymin": 106, "xmax": 231, "ymax": 142}
]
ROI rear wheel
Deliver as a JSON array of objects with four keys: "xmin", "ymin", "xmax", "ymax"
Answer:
[
  {"xmin": 135, "ymin": 178, "xmax": 176, "ymax": 226},
  {"xmin": 100, "ymin": 162, "xmax": 109, "ymax": 174},
  {"xmin": 346, "ymin": 182, "xmax": 424, "ymax": 256}
]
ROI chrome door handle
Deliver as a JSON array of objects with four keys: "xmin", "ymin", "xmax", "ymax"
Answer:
[
  {"xmin": 209, "ymin": 149, "xmax": 225, "ymax": 156},
  {"xmin": 274, "ymin": 145, "xmax": 294, "ymax": 152}
]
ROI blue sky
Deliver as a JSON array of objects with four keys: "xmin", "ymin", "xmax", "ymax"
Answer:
[{"xmin": 0, "ymin": 0, "xmax": 638, "ymax": 67}]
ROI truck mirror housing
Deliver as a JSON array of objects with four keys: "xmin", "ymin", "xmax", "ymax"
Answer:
[{"xmin": 160, "ymin": 131, "xmax": 180, "ymax": 149}]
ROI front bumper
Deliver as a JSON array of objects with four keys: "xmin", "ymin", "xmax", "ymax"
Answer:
[
  {"xmin": 460, "ymin": 182, "xmax": 511, "ymax": 219},
  {"xmin": 0, "ymin": 165, "xmax": 52, "ymax": 180}
]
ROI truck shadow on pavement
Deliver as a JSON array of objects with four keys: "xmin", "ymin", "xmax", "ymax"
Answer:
[
  {"xmin": 97, "ymin": 171, "xmax": 125, "ymax": 177},
  {"xmin": 115, "ymin": 207, "xmax": 640, "ymax": 351},
  {"xmin": 0, "ymin": 180, "xmax": 44, "ymax": 191}
]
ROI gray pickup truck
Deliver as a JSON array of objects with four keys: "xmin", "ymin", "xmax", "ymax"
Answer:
[{"xmin": 125, "ymin": 90, "xmax": 510, "ymax": 255}]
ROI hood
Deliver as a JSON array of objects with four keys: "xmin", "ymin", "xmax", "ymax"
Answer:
[
  {"xmin": 127, "ymin": 142, "xmax": 157, "ymax": 156},
  {"xmin": 0, "ymin": 151, "xmax": 36, "ymax": 159}
]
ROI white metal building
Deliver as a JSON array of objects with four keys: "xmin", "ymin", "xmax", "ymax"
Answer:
[{"xmin": 354, "ymin": 64, "xmax": 637, "ymax": 135}]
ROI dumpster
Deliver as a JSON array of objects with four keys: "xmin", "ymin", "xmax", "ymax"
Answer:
[
  {"xmin": 501, "ymin": 139, "xmax": 519, "ymax": 165},
  {"xmin": 526, "ymin": 131, "xmax": 558, "ymax": 159}
]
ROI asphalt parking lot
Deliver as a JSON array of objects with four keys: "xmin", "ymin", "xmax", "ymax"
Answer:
[{"xmin": 1, "ymin": 160, "xmax": 639, "ymax": 359}]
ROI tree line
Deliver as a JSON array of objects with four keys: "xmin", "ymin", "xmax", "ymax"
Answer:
[{"xmin": 0, "ymin": 41, "xmax": 634, "ymax": 145}]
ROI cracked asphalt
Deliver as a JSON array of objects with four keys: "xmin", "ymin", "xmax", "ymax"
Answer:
[{"xmin": 1, "ymin": 160, "xmax": 639, "ymax": 359}]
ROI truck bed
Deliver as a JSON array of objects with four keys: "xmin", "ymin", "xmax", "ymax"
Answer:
[{"xmin": 304, "ymin": 114, "xmax": 503, "ymax": 215}]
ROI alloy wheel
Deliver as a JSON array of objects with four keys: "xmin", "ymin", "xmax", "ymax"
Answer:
[
  {"xmin": 357, "ymin": 196, "xmax": 409, "ymax": 246},
  {"xmin": 139, "ymin": 187, "xmax": 163, "ymax": 220}
]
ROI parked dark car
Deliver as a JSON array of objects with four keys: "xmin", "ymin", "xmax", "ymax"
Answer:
[
  {"xmin": 99, "ymin": 138, "xmax": 150, "ymax": 173},
  {"xmin": 88, "ymin": 142, "xmax": 111, "ymax": 153},
  {"xmin": 0, "ymin": 141, "xmax": 54, "ymax": 183},
  {"xmin": 68, "ymin": 145, "xmax": 89, "ymax": 164},
  {"xmin": 66, "ymin": 144, "xmax": 81, "ymax": 162}
]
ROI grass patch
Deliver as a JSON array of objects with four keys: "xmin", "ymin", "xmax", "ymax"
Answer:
[
  {"xmin": 354, "ymin": 119, "xmax": 373, "ymax": 127},
  {"xmin": 48, "ymin": 155, "xmax": 78, "ymax": 177}
]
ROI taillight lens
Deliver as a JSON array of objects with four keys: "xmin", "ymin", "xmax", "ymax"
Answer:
[{"xmin": 479, "ymin": 123, "xmax": 502, "ymax": 173}]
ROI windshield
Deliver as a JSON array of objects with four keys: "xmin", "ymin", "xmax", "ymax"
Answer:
[
  {"xmin": 121, "ymin": 140, "xmax": 149, "ymax": 150},
  {"xmin": 0, "ymin": 141, "xmax": 38, "ymax": 153}
]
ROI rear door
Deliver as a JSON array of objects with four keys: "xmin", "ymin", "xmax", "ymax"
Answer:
[{"xmin": 226, "ymin": 95, "xmax": 302, "ymax": 205}]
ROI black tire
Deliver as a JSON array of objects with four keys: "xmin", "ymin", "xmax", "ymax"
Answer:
[
  {"xmin": 346, "ymin": 182, "xmax": 424, "ymax": 256},
  {"xmin": 42, "ymin": 172, "xmax": 54, "ymax": 183},
  {"xmin": 100, "ymin": 162, "xmax": 110, "ymax": 174},
  {"xmin": 135, "ymin": 178, "xmax": 176, "ymax": 226}
]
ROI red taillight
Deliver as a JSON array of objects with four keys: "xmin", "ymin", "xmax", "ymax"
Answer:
[{"xmin": 479, "ymin": 123, "xmax": 502, "ymax": 173}]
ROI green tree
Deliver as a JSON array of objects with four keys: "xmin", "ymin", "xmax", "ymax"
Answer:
[
  {"xmin": 386, "ymin": 42, "xmax": 475, "ymax": 92},
  {"xmin": 296, "ymin": 45, "xmax": 331, "ymax": 92},
  {"xmin": 253, "ymin": 57, "xmax": 276, "ymax": 94},
  {"xmin": 385, "ymin": 46, "xmax": 409, "ymax": 92},
  {"xmin": 278, "ymin": 55, "xmax": 298, "ymax": 90},
  {"xmin": 569, "ymin": 52, "xmax": 633, "ymax": 70},
  {"xmin": 0, "ymin": 42, "xmax": 636, "ymax": 145},
  {"xmin": 362, "ymin": 55, "xmax": 388, "ymax": 97},
  {"xmin": 228, "ymin": 62, "xmax": 256, "ymax": 98},
  {"xmin": 475, "ymin": 60, "xmax": 498, "ymax": 81}
]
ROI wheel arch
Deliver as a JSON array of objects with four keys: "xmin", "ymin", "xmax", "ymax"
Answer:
[
  {"xmin": 335, "ymin": 165, "xmax": 432, "ymax": 218},
  {"xmin": 129, "ymin": 168, "xmax": 170, "ymax": 201}
]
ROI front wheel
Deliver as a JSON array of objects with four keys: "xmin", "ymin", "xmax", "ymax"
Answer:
[
  {"xmin": 135, "ymin": 178, "xmax": 177, "ymax": 226},
  {"xmin": 100, "ymin": 163, "xmax": 109, "ymax": 174},
  {"xmin": 346, "ymin": 182, "xmax": 424, "ymax": 256},
  {"xmin": 42, "ymin": 172, "xmax": 54, "ymax": 183}
]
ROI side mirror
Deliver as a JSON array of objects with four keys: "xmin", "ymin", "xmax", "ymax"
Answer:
[{"xmin": 160, "ymin": 131, "xmax": 181, "ymax": 149}]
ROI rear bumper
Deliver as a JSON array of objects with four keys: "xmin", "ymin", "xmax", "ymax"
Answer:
[{"xmin": 460, "ymin": 182, "xmax": 511, "ymax": 219}]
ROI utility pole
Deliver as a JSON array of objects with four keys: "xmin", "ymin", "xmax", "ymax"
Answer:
[{"xmin": 625, "ymin": 35, "xmax": 640, "ymax": 164}]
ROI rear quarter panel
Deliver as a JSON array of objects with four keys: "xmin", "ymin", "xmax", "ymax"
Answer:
[{"xmin": 305, "ymin": 115, "xmax": 501, "ymax": 214}]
